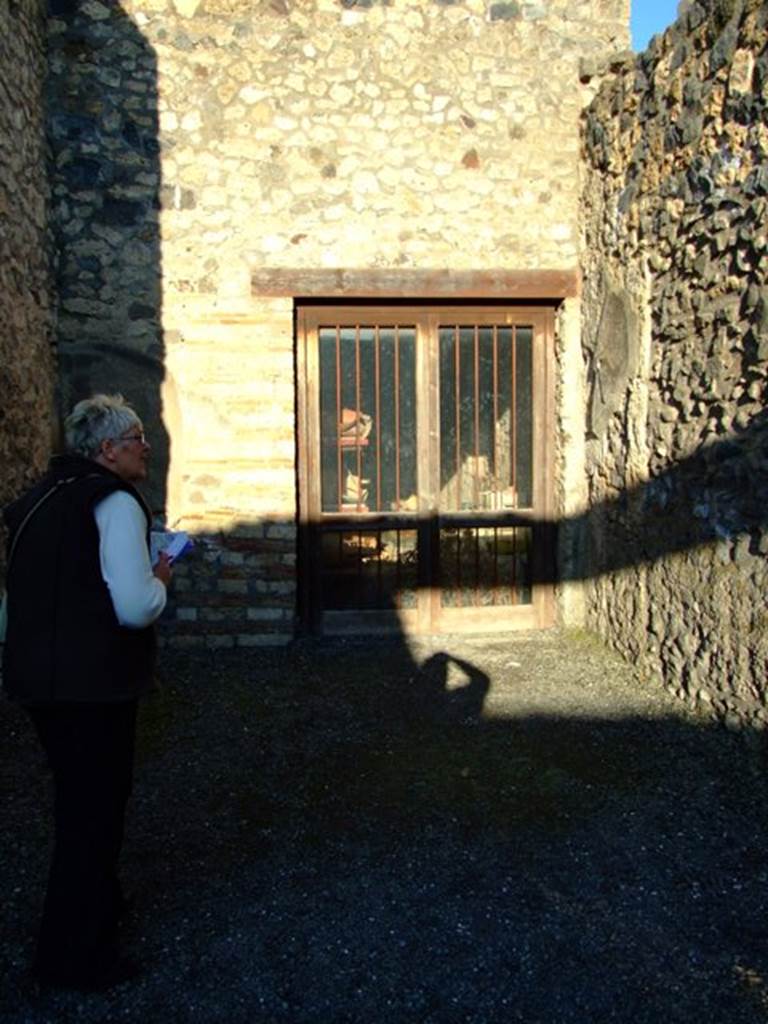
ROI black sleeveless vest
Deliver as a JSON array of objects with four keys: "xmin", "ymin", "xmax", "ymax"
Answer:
[{"xmin": 2, "ymin": 454, "xmax": 157, "ymax": 704}]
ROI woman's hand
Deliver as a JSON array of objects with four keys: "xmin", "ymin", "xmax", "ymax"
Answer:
[{"xmin": 153, "ymin": 551, "xmax": 173, "ymax": 587}]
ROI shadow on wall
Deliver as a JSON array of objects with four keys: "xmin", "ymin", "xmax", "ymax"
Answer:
[
  {"xmin": 559, "ymin": 406, "xmax": 768, "ymax": 584},
  {"xmin": 162, "ymin": 400, "xmax": 765, "ymax": 649},
  {"xmin": 47, "ymin": 0, "xmax": 168, "ymax": 516},
  {"xmin": 43, "ymin": 3, "xmax": 766, "ymax": 621}
]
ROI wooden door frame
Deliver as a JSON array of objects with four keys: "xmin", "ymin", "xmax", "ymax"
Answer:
[{"xmin": 296, "ymin": 302, "xmax": 556, "ymax": 636}]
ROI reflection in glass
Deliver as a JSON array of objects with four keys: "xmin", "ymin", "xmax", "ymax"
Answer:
[
  {"xmin": 440, "ymin": 526, "xmax": 532, "ymax": 607},
  {"xmin": 320, "ymin": 529, "xmax": 418, "ymax": 610},
  {"xmin": 439, "ymin": 324, "xmax": 533, "ymax": 511},
  {"xmin": 319, "ymin": 326, "xmax": 416, "ymax": 513}
]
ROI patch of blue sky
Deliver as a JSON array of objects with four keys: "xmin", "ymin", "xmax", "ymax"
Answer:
[{"xmin": 630, "ymin": 1, "xmax": 682, "ymax": 52}]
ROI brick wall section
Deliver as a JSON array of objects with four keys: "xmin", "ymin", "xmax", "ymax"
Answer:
[
  {"xmin": 0, "ymin": 0, "xmax": 55, "ymax": 572},
  {"xmin": 163, "ymin": 521, "xmax": 297, "ymax": 647},
  {"xmin": 47, "ymin": 0, "xmax": 629, "ymax": 645},
  {"xmin": 580, "ymin": 0, "xmax": 768, "ymax": 729},
  {"xmin": 160, "ymin": 296, "xmax": 297, "ymax": 643}
]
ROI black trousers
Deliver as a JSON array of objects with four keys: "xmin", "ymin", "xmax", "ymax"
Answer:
[{"xmin": 26, "ymin": 700, "xmax": 138, "ymax": 984}]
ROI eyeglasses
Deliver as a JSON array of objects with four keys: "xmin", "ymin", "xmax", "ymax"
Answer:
[{"xmin": 107, "ymin": 433, "xmax": 147, "ymax": 446}]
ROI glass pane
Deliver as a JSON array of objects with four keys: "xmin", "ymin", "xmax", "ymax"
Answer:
[
  {"xmin": 319, "ymin": 326, "xmax": 416, "ymax": 513},
  {"xmin": 320, "ymin": 529, "xmax": 418, "ymax": 610},
  {"xmin": 515, "ymin": 327, "xmax": 533, "ymax": 508},
  {"xmin": 439, "ymin": 526, "xmax": 532, "ymax": 607},
  {"xmin": 439, "ymin": 324, "xmax": 534, "ymax": 512},
  {"xmin": 319, "ymin": 329, "xmax": 341, "ymax": 512},
  {"xmin": 439, "ymin": 327, "xmax": 458, "ymax": 507}
]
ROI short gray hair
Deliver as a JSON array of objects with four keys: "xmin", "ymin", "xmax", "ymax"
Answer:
[{"xmin": 64, "ymin": 393, "xmax": 142, "ymax": 459}]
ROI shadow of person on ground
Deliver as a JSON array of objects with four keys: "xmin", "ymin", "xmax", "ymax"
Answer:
[{"xmin": 3, "ymin": 635, "xmax": 768, "ymax": 1021}]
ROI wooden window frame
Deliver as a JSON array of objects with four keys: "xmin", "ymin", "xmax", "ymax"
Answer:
[{"xmin": 297, "ymin": 302, "xmax": 556, "ymax": 636}]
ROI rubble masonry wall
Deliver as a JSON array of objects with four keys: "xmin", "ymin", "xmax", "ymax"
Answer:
[
  {"xmin": 0, "ymin": 0, "xmax": 55, "ymax": 566},
  {"xmin": 580, "ymin": 0, "xmax": 768, "ymax": 728}
]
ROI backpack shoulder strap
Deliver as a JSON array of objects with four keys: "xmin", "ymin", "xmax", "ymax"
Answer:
[{"xmin": 6, "ymin": 475, "xmax": 80, "ymax": 568}]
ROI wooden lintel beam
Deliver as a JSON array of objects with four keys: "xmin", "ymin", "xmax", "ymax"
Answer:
[{"xmin": 251, "ymin": 268, "xmax": 580, "ymax": 300}]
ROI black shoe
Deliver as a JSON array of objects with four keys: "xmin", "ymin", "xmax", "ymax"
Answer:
[{"xmin": 34, "ymin": 956, "xmax": 142, "ymax": 993}]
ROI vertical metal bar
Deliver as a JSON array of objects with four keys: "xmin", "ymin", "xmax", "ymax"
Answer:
[
  {"xmin": 514, "ymin": 325, "xmax": 520, "ymax": 497},
  {"xmin": 335, "ymin": 326, "xmax": 342, "ymax": 511},
  {"xmin": 337, "ymin": 531, "xmax": 344, "ymax": 608},
  {"xmin": 473, "ymin": 527, "xmax": 480, "ymax": 607},
  {"xmin": 492, "ymin": 525, "xmax": 499, "ymax": 606},
  {"xmin": 454, "ymin": 326, "xmax": 461, "ymax": 510},
  {"xmin": 492, "ymin": 326, "xmax": 499, "ymax": 510},
  {"xmin": 356, "ymin": 530, "xmax": 362, "ymax": 605},
  {"xmin": 355, "ymin": 324, "xmax": 363, "ymax": 511},
  {"xmin": 395, "ymin": 530, "xmax": 402, "ymax": 609},
  {"xmin": 376, "ymin": 530, "xmax": 382, "ymax": 608},
  {"xmin": 473, "ymin": 325, "xmax": 480, "ymax": 512},
  {"xmin": 375, "ymin": 325, "xmax": 381, "ymax": 513},
  {"xmin": 512, "ymin": 526, "xmax": 518, "ymax": 605},
  {"xmin": 456, "ymin": 528, "xmax": 462, "ymax": 607},
  {"xmin": 395, "ymin": 327, "xmax": 401, "ymax": 509}
]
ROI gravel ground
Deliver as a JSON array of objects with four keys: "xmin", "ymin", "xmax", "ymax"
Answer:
[{"xmin": 1, "ymin": 628, "xmax": 768, "ymax": 1024}]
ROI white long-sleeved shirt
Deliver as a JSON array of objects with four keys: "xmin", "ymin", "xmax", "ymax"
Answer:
[{"xmin": 93, "ymin": 490, "xmax": 167, "ymax": 628}]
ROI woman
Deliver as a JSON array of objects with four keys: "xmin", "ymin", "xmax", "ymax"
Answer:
[{"xmin": 3, "ymin": 394, "xmax": 172, "ymax": 991}]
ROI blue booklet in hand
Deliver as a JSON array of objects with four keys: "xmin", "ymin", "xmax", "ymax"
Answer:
[{"xmin": 150, "ymin": 530, "xmax": 193, "ymax": 566}]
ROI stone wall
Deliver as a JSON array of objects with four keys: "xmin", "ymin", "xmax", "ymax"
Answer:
[
  {"xmin": 0, "ymin": 0, "xmax": 55, "ymax": 562},
  {"xmin": 580, "ymin": 0, "xmax": 768, "ymax": 728},
  {"xmin": 47, "ymin": 0, "xmax": 629, "ymax": 644}
]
